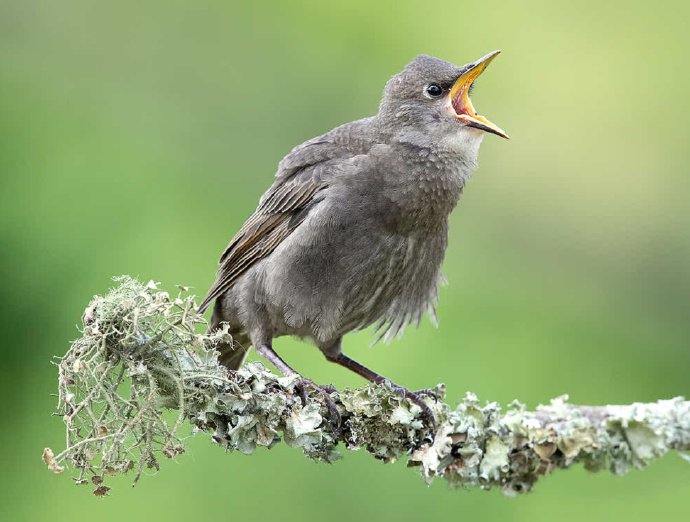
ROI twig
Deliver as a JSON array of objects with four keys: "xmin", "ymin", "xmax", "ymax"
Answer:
[{"xmin": 43, "ymin": 276, "xmax": 690, "ymax": 496}]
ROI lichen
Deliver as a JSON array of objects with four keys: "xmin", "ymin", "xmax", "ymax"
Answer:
[{"xmin": 44, "ymin": 277, "xmax": 690, "ymax": 496}]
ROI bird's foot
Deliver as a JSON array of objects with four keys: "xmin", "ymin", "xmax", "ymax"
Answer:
[
  {"xmin": 413, "ymin": 387, "xmax": 442, "ymax": 400},
  {"xmin": 294, "ymin": 378, "xmax": 342, "ymax": 436},
  {"xmin": 388, "ymin": 384, "xmax": 437, "ymax": 440}
]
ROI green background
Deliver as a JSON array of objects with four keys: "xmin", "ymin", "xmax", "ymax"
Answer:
[{"xmin": 2, "ymin": 0, "xmax": 689, "ymax": 520}]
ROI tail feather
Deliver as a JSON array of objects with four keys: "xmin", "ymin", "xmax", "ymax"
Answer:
[
  {"xmin": 217, "ymin": 342, "xmax": 249, "ymax": 370},
  {"xmin": 209, "ymin": 300, "xmax": 250, "ymax": 371}
]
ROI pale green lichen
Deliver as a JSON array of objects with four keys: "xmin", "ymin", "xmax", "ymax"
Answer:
[{"xmin": 45, "ymin": 277, "xmax": 690, "ymax": 496}]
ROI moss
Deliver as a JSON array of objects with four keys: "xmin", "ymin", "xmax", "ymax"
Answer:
[{"xmin": 44, "ymin": 277, "xmax": 690, "ymax": 495}]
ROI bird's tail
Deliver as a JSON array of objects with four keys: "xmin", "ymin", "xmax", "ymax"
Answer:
[
  {"xmin": 209, "ymin": 300, "xmax": 250, "ymax": 370},
  {"xmin": 218, "ymin": 341, "xmax": 249, "ymax": 370}
]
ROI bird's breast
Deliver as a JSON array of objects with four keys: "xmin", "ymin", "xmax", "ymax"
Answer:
[{"xmin": 377, "ymin": 157, "xmax": 467, "ymax": 234}]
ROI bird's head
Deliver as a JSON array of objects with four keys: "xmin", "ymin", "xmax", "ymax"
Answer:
[{"xmin": 379, "ymin": 51, "xmax": 509, "ymax": 144}]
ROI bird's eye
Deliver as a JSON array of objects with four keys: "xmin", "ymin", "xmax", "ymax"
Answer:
[{"xmin": 425, "ymin": 83, "xmax": 444, "ymax": 98}]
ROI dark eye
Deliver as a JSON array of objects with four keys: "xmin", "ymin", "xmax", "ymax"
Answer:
[{"xmin": 425, "ymin": 83, "xmax": 443, "ymax": 98}]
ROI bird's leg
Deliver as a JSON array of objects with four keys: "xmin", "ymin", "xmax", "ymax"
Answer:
[
  {"xmin": 254, "ymin": 344, "xmax": 341, "ymax": 431},
  {"xmin": 323, "ymin": 350, "xmax": 437, "ymax": 432}
]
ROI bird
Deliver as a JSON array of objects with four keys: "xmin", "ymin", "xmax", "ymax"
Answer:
[{"xmin": 199, "ymin": 51, "xmax": 508, "ymax": 427}]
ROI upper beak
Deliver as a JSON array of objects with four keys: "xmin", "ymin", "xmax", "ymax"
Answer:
[{"xmin": 449, "ymin": 50, "xmax": 509, "ymax": 139}]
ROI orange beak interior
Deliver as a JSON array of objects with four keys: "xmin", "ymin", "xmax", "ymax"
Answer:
[{"xmin": 449, "ymin": 50, "xmax": 509, "ymax": 139}]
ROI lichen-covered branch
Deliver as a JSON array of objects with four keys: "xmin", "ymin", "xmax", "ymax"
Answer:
[{"xmin": 43, "ymin": 277, "xmax": 690, "ymax": 496}]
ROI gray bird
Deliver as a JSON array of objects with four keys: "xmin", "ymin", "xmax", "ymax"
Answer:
[{"xmin": 199, "ymin": 51, "xmax": 508, "ymax": 424}]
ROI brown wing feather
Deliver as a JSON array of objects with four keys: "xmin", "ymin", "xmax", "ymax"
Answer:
[
  {"xmin": 199, "ymin": 117, "xmax": 374, "ymax": 314},
  {"xmin": 198, "ymin": 173, "xmax": 325, "ymax": 313}
]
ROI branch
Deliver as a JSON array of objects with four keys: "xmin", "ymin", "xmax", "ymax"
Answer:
[{"xmin": 43, "ymin": 277, "xmax": 690, "ymax": 496}]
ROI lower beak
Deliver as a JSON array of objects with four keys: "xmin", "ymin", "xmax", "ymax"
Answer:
[{"xmin": 449, "ymin": 50, "xmax": 509, "ymax": 139}]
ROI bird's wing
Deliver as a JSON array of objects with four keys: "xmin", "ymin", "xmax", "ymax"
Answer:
[
  {"xmin": 198, "ymin": 122, "xmax": 372, "ymax": 314},
  {"xmin": 197, "ymin": 171, "xmax": 324, "ymax": 314}
]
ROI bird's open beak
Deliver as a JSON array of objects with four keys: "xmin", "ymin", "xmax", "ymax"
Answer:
[{"xmin": 450, "ymin": 50, "xmax": 509, "ymax": 139}]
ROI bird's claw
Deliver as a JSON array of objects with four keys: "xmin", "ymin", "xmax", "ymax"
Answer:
[
  {"xmin": 388, "ymin": 385, "xmax": 437, "ymax": 441},
  {"xmin": 413, "ymin": 388, "xmax": 442, "ymax": 400},
  {"xmin": 294, "ymin": 378, "xmax": 342, "ymax": 436}
]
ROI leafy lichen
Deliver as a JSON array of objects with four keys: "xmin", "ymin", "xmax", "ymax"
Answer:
[{"xmin": 45, "ymin": 277, "xmax": 690, "ymax": 496}]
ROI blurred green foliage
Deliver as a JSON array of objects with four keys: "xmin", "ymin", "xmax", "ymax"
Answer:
[{"xmin": 1, "ymin": 0, "xmax": 688, "ymax": 520}]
